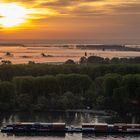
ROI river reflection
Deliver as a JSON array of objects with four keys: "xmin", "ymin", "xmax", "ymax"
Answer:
[
  {"xmin": 0, "ymin": 112, "xmax": 109, "ymax": 127},
  {"xmin": 1, "ymin": 133, "xmax": 140, "ymax": 140},
  {"xmin": 0, "ymin": 111, "xmax": 140, "ymax": 140}
]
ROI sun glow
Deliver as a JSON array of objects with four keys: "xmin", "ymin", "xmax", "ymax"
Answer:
[{"xmin": 0, "ymin": 3, "xmax": 31, "ymax": 27}]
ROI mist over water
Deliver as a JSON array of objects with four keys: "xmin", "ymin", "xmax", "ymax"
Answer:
[{"xmin": 0, "ymin": 45, "xmax": 139, "ymax": 64}]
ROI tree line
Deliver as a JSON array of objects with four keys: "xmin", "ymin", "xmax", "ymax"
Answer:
[
  {"xmin": 0, "ymin": 74, "xmax": 92, "ymax": 111},
  {"xmin": 0, "ymin": 63, "xmax": 140, "ymax": 81},
  {"xmin": 65, "ymin": 56, "xmax": 140, "ymax": 64},
  {"xmin": 0, "ymin": 63, "xmax": 139, "ymax": 115},
  {"xmin": 79, "ymin": 56, "xmax": 140, "ymax": 64}
]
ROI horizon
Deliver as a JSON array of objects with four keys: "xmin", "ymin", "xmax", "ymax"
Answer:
[{"xmin": 0, "ymin": 39, "xmax": 140, "ymax": 45}]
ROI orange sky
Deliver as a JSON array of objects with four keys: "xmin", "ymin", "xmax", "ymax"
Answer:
[{"xmin": 0, "ymin": 0, "xmax": 140, "ymax": 43}]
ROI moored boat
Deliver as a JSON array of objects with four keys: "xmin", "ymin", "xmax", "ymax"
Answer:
[
  {"xmin": 1, "ymin": 123, "xmax": 66, "ymax": 133},
  {"xmin": 82, "ymin": 123, "xmax": 140, "ymax": 134},
  {"xmin": 1, "ymin": 122, "xmax": 140, "ymax": 134}
]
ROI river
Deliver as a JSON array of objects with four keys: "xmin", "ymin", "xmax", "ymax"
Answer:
[
  {"xmin": 0, "ymin": 111, "xmax": 140, "ymax": 140},
  {"xmin": 0, "ymin": 46, "xmax": 139, "ymax": 64}
]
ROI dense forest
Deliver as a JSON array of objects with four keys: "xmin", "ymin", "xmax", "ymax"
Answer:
[
  {"xmin": 79, "ymin": 56, "xmax": 140, "ymax": 64},
  {"xmin": 0, "ymin": 62, "xmax": 139, "ymax": 116}
]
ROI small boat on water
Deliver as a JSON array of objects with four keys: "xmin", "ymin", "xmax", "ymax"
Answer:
[
  {"xmin": 82, "ymin": 123, "xmax": 140, "ymax": 134},
  {"xmin": 1, "ymin": 123, "xmax": 66, "ymax": 133},
  {"xmin": 1, "ymin": 123, "xmax": 140, "ymax": 134}
]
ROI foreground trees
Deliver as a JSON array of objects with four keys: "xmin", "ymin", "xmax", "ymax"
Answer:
[
  {"xmin": 10, "ymin": 74, "xmax": 92, "ymax": 111},
  {"xmin": 0, "ymin": 63, "xmax": 139, "ymax": 115},
  {"xmin": 93, "ymin": 74, "xmax": 140, "ymax": 115},
  {"xmin": 0, "ymin": 63, "xmax": 139, "ymax": 81},
  {"xmin": 0, "ymin": 82, "xmax": 15, "ymax": 110}
]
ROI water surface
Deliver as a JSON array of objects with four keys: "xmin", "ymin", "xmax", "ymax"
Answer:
[
  {"xmin": 0, "ymin": 112, "xmax": 140, "ymax": 140},
  {"xmin": 0, "ymin": 46, "xmax": 139, "ymax": 64}
]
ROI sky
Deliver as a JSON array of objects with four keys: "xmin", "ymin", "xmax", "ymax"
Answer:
[{"xmin": 0, "ymin": 0, "xmax": 140, "ymax": 44}]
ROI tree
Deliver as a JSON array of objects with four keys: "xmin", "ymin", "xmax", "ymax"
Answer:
[
  {"xmin": 103, "ymin": 74, "xmax": 121, "ymax": 97},
  {"xmin": 5, "ymin": 52, "xmax": 13, "ymax": 57},
  {"xmin": 84, "ymin": 83, "xmax": 96, "ymax": 107},
  {"xmin": 0, "ymin": 82, "xmax": 15, "ymax": 111},
  {"xmin": 79, "ymin": 56, "xmax": 87, "ymax": 64},
  {"xmin": 87, "ymin": 56, "xmax": 104, "ymax": 64},
  {"xmin": 16, "ymin": 94, "xmax": 33, "ymax": 111},
  {"xmin": 122, "ymin": 74, "xmax": 140, "ymax": 98},
  {"xmin": 33, "ymin": 75, "xmax": 59, "ymax": 98},
  {"xmin": 28, "ymin": 61, "xmax": 35, "ymax": 64},
  {"xmin": 110, "ymin": 57, "xmax": 120, "ymax": 64},
  {"xmin": 65, "ymin": 59, "xmax": 76, "ymax": 64},
  {"xmin": 1, "ymin": 60, "xmax": 12, "ymax": 65},
  {"xmin": 57, "ymin": 74, "xmax": 92, "ymax": 95},
  {"xmin": 13, "ymin": 76, "xmax": 35, "ymax": 95},
  {"xmin": 112, "ymin": 87, "xmax": 128, "ymax": 112}
]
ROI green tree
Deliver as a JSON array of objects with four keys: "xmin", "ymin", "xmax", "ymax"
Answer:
[
  {"xmin": 112, "ymin": 87, "xmax": 128, "ymax": 112},
  {"xmin": 57, "ymin": 74, "xmax": 92, "ymax": 95},
  {"xmin": 33, "ymin": 75, "xmax": 59, "ymax": 98},
  {"xmin": 0, "ymin": 82, "xmax": 15, "ymax": 111}
]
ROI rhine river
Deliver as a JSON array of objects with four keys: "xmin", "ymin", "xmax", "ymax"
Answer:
[{"xmin": 0, "ymin": 111, "xmax": 140, "ymax": 140}]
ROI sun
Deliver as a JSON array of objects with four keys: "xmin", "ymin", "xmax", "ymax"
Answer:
[{"xmin": 0, "ymin": 3, "xmax": 30, "ymax": 28}]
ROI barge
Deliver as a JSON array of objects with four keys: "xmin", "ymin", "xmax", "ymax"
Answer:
[{"xmin": 1, "ymin": 123, "xmax": 140, "ymax": 134}]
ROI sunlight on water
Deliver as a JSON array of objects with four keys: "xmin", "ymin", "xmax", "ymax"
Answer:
[{"xmin": 0, "ymin": 46, "xmax": 139, "ymax": 64}]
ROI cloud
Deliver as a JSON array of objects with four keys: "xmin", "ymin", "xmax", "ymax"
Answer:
[
  {"xmin": 1, "ymin": 0, "xmax": 140, "ymax": 17},
  {"xmin": 40, "ymin": 0, "xmax": 102, "ymax": 7},
  {"xmin": 36, "ymin": 0, "xmax": 106, "ymax": 16},
  {"xmin": 35, "ymin": 0, "xmax": 140, "ymax": 17},
  {"xmin": 1, "ymin": 0, "xmax": 140, "ymax": 30},
  {"xmin": 0, "ymin": 0, "xmax": 140, "ymax": 42},
  {"xmin": 111, "ymin": 3, "xmax": 140, "ymax": 15}
]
